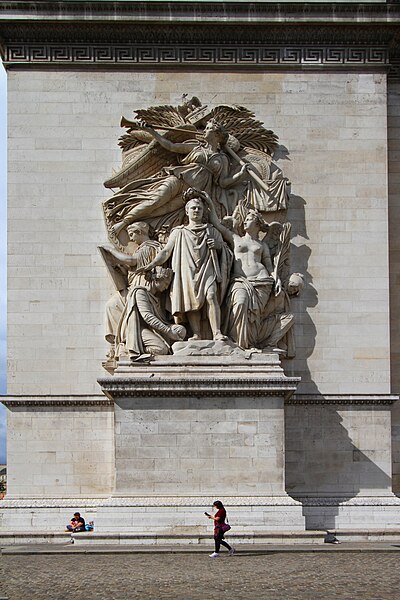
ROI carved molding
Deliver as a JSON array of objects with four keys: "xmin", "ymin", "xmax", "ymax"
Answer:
[
  {"xmin": 3, "ymin": 494, "xmax": 400, "ymax": 509},
  {"xmin": 0, "ymin": 392, "xmax": 399, "ymax": 407},
  {"xmin": 0, "ymin": 2, "xmax": 398, "ymax": 23},
  {"xmin": 103, "ymin": 495, "xmax": 302, "ymax": 507},
  {"xmin": 0, "ymin": 495, "xmax": 302, "ymax": 509},
  {"xmin": 293, "ymin": 495, "xmax": 400, "ymax": 507},
  {"xmin": 0, "ymin": 497, "xmax": 107, "ymax": 509},
  {"xmin": 0, "ymin": 395, "xmax": 113, "ymax": 407},
  {"xmin": 1, "ymin": 2, "xmax": 398, "ymax": 75},
  {"xmin": 98, "ymin": 376, "xmax": 300, "ymax": 400},
  {"xmin": 287, "ymin": 394, "xmax": 399, "ymax": 405},
  {"xmin": 2, "ymin": 44, "xmax": 389, "ymax": 69},
  {"xmin": 2, "ymin": 392, "xmax": 396, "ymax": 406}
]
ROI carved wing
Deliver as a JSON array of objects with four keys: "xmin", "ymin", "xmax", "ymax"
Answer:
[
  {"xmin": 104, "ymin": 104, "xmax": 197, "ymax": 189},
  {"xmin": 104, "ymin": 139, "xmax": 175, "ymax": 189},
  {"xmin": 104, "ymin": 125, "xmax": 198, "ymax": 189},
  {"xmin": 210, "ymin": 105, "xmax": 279, "ymax": 155}
]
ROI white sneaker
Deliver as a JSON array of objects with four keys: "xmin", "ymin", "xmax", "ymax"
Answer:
[
  {"xmin": 209, "ymin": 552, "xmax": 220, "ymax": 558},
  {"xmin": 228, "ymin": 548, "xmax": 235, "ymax": 556}
]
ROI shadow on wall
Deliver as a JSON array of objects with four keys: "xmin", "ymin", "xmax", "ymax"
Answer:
[
  {"xmin": 388, "ymin": 85, "xmax": 400, "ymax": 497},
  {"xmin": 391, "ymin": 400, "xmax": 400, "ymax": 496},
  {"xmin": 282, "ymin": 190, "xmax": 319, "ymax": 394},
  {"xmin": 279, "ymin": 157, "xmax": 395, "ymax": 528},
  {"xmin": 285, "ymin": 402, "xmax": 393, "ymax": 529}
]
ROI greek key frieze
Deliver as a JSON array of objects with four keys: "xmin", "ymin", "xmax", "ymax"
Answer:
[{"xmin": 4, "ymin": 44, "xmax": 388, "ymax": 68}]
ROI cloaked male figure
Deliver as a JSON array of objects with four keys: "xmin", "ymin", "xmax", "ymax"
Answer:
[{"xmin": 140, "ymin": 190, "xmax": 231, "ymax": 341}]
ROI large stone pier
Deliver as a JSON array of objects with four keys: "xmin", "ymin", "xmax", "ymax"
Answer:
[{"xmin": 1, "ymin": 1, "xmax": 400, "ymax": 543}]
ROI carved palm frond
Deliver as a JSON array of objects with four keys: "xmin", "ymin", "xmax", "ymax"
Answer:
[
  {"xmin": 134, "ymin": 105, "xmax": 187, "ymax": 129},
  {"xmin": 273, "ymin": 222, "xmax": 292, "ymax": 280},
  {"xmin": 211, "ymin": 104, "xmax": 279, "ymax": 155},
  {"xmin": 118, "ymin": 130, "xmax": 154, "ymax": 152}
]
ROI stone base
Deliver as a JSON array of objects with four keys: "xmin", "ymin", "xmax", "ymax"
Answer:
[
  {"xmin": 70, "ymin": 530, "xmax": 324, "ymax": 546},
  {"xmin": 0, "ymin": 495, "xmax": 304, "ymax": 536},
  {"xmin": 294, "ymin": 494, "xmax": 400, "ymax": 530},
  {"xmin": 0, "ymin": 497, "xmax": 103, "ymax": 533},
  {"xmin": 98, "ymin": 350, "xmax": 300, "ymax": 497},
  {"xmin": 2, "ymin": 496, "xmax": 400, "ymax": 544},
  {"xmin": 0, "ymin": 496, "xmax": 304, "ymax": 546},
  {"xmin": 0, "ymin": 532, "xmax": 72, "ymax": 545},
  {"xmin": 94, "ymin": 495, "xmax": 306, "ymax": 534}
]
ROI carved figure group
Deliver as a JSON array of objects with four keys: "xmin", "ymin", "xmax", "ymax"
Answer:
[{"xmin": 100, "ymin": 98, "xmax": 302, "ymax": 365}]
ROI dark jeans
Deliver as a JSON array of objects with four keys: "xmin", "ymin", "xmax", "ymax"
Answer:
[
  {"xmin": 214, "ymin": 530, "xmax": 232, "ymax": 553},
  {"xmin": 67, "ymin": 525, "xmax": 85, "ymax": 532}
]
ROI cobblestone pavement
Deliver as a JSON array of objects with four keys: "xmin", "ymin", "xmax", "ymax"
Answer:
[{"xmin": 1, "ymin": 549, "xmax": 400, "ymax": 600}]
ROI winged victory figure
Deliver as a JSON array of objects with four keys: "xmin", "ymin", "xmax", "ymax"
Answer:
[
  {"xmin": 103, "ymin": 99, "xmax": 290, "ymax": 249},
  {"xmin": 100, "ymin": 97, "xmax": 300, "ymax": 362}
]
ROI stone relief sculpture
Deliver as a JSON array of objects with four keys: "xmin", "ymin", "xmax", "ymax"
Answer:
[
  {"xmin": 99, "ymin": 222, "xmax": 185, "ymax": 367},
  {"xmin": 100, "ymin": 222, "xmax": 160, "ymax": 358},
  {"xmin": 139, "ymin": 189, "xmax": 232, "ymax": 342},
  {"xmin": 107, "ymin": 119, "xmax": 250, "ymax": 239},
  {"xmin": 103, "ymin": 100, "xmax": 289, "ymax": 248},
  {"xmin": 202, "ymin": 193, "xmax": 275, "ymax": 349},
  {"xmin": 258, "ymin": 272, "xmax": 304, "ymax": 357},
  {"xmin": 99, "ymin": 97, "xmax": 302, "ymax": 368},
  {"xmin": 115, "ymin": 265, "xmax": 186, "ymax": 361}
]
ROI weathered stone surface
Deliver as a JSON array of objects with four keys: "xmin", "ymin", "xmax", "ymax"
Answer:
[
  {"xmin": 5, "ymin": 401, "xmax": 114, "ymax": 498},
  {"xmin": 2, "ymin": 1, "xmax": 400, "ymax": 537},
  {"xmin": 6, "ymin": 70, "xmax": 391, "ymax": 396},
  {"xmin": 172, "ymin": 339, "xmax": 241, "ymax": 356}
]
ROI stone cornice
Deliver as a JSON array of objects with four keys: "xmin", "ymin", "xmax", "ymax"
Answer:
[
  {"xmin": 292, "ymin": 495, "xmax": 400, "ymax": 506},
  {"xmin": 0, "ymin": 2, "xmax": 399, "ymax": 25},
  {"xmin": 288, "ymin": 394, "xmax": 399, "ymax": 405},
  {"xmin": 0, "ymin": 2, "xmax": 398, "ymax": 77},
  {"xmin": 0, "ymin": 395, "xmax": 113, "ymax": 407},
  {"xmin": 98, "ymin": 376, "xmax": 300, "ymax": 400},
  {"xmin": 3, "ymin": 494, "xmax": 400, "ymax": 508},
  {"xmin": 0, "ymin": 495, "xmax": 302, "ymax": 508}
]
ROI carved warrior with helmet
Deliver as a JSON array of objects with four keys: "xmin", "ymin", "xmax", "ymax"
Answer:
[{"xmin": 99, "ymin": 97, "xmax": 302, "ymax": 366}]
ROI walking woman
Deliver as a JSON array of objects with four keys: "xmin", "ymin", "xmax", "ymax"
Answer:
[{"xmin": 206, "ymin": 500, "xmax": 235, "ymax": 558}]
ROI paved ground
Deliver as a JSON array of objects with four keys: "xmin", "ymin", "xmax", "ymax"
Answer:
[{"xmin": 1, "ymin": 545, "xmax": 400, "ymax": 599}]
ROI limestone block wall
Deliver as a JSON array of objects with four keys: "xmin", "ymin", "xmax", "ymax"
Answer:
[
  {"xmin": 6, "ymin": 70, "xmax": 394, "ymax": 501},
  {"xmin": 6, "ymin": 401, "xmax": 114, "ymax": 498},
  {"xmin": 282, "ymin": 73, "xmax": 389, "ymax": 395},
  {"xmin": 7, "ymin": 70, "xmax": 390, "ymax": 397},
  {"xmin": 285, "ymin": 403, "xmax": 393, "ymax": 497},
  {"xmin": 114, "ymin": 396, "xmax": 284, "ymax": 497},
  {"xmin": 388, "ymin": 81, "xmax": 400, "ymax": 494}
]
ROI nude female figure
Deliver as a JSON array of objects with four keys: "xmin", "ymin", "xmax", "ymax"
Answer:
[{"xmin": 201, "ymin": 191, "xmax": 279, "ymax": 349}]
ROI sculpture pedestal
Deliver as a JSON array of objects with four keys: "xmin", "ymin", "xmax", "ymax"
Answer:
[{"xmin": 97, "ymin": 345, "xmax": 305, "ymax": 533}]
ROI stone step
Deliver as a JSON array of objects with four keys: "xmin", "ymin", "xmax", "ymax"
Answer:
[
  {"xmin": 0, "ymin": 532, "xmax": 72, "ymax": 545},
  {"xmin": 3, "ymin": 529, "xmax": 400, "ymax": 547}
]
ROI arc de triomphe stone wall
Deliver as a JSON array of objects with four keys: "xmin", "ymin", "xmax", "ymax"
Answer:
[{"xmin": 1, "ymin": 1, "xmax": 400, "ymax": 541}]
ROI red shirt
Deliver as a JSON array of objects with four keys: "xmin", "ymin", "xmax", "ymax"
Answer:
[{"xmin": 214, "ymin": 508, "xmax": 226, "ymax": 535}]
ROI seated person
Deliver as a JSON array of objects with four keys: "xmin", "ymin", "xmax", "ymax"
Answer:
[{"xmin": 66, "ymin": 512, "xmax": 86, "ymax": 532}]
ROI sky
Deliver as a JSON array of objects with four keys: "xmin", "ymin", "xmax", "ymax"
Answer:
[{"xmin": 0, "ymin": 61, "xmax": 6, "ymax": 464}]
